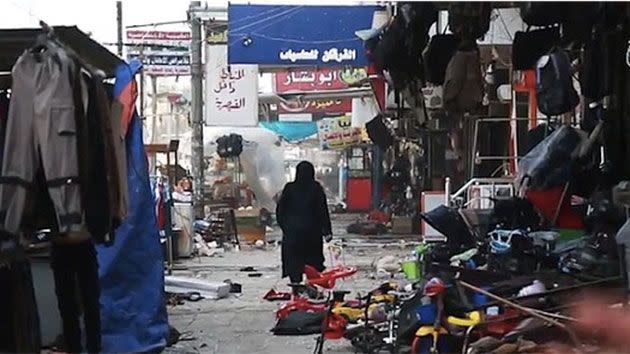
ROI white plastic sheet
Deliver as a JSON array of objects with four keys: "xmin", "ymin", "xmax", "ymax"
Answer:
[{"xmin": 180, "ymin": 127, "xmax": 287, "ymax": 211}]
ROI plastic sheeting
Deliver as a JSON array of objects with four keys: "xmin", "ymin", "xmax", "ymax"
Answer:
[
  {"xmin": 516, "ymin": 125, "xmax": 584, "ymax": 191},
  {"xmin": 96, "ymin": 61, "xmax": 169, "ymax": 353},
  {"xmin": 181, "ymin": 127, "xmax": 287, "ymax": 211}
]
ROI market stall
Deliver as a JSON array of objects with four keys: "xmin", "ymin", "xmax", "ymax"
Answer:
[{"xmin": 0, "ymin": 25, "xmax": 168, "ymax": 353}]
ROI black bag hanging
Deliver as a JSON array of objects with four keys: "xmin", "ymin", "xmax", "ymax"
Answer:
[
  {"xmin": 424, "ymin": 33, "xmax": 460, "ymax": 85},
  {"xmin": 448, "ymin": 3, "xmax": 492, "ymax": 40},
  {"xmin": 366, "ymin": 114, "xmax": 394, "ymax": 151},
  {"xmin": 216, "ymin": 134, "xmax": 243, "ymax": 158},
  {"xmin": 512, "ymin": 27, "xmax": 560, "ymax": 71},
  {"xmin": 519, "ymin": 2, "xmax": 565, "ymax": 27},
  {"xmin": 536, "ymin": 49, "xmax": 579, "ymax": 116},
  {"xmin": 228, "ymin": 133, "xmax": 243, "ymax": 157}
]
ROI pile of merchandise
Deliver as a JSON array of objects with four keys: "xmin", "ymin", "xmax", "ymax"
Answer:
[{"xmin": 268, "ymin": 124, "xmax": 628, "ymax": 354}]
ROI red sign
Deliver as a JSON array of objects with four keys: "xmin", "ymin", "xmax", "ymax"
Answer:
[
  {"xmin": 275, "ymin": 69, "xmax": 353, "ymax": 114},
  {"xmin": 275, "ymin": 69, "xmax": 349, "ymax": 93}
]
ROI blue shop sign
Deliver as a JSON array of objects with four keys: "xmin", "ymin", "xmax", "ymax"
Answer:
[{"xmin": 228, "ymin": 5, "xmax": 376, "ymax": 67}]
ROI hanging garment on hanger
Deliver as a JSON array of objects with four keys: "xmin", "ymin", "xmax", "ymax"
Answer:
[
  {"xmin": 82, "ymin": 72, "xmax": 128, "ymax": 242},
  {"xmin": 0, "ymin": 43, "xmax": 85, "ymax": 241}
]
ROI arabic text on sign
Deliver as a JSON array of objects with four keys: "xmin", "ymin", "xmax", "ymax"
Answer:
[
  {"xmin": 214, "ymin": 97, "xmax": 246, "ymax": 112},
  {"xmin": 213, "ymin": 80, "xmax": 236, "ymax": 94},
  {"xmin": 279, "ymin": 49, "xmax": 319, "ymax": 63},
  {"xmin": 322, "ymin": 48, "xmax": 357, "ymax": 63}
]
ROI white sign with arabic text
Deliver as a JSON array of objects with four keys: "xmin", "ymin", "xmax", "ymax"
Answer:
[{"xmin": 206, "ymin": 44, "xmax": 259, "ymax": 127}]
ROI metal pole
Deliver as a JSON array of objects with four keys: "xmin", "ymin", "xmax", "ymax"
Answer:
[
  {"xmin": 139, "ymin": 47, "xmax": 145, "ymax": 118},
  {"xmin": 189, "ymin": 1, "xmax": 205, "ymax": 219},
  {"xmin": 116, "ymin": 1, "xmax": 123, "ymax": 57},
  {"xmin": 444, "ymin": 177, "xmax": 451, "ymax": 206},
  {"xmin": 150, "ymin": 75, "xmax": 158, "ymax": 172}
]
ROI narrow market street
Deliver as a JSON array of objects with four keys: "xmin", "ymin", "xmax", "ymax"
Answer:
[
  {"xmin": 166, "ymin": 215, "xmax": 418, "ymax": 354},
  {"xmin": 5, "ymin": 2, "xmax": 630, "ymax": 354}
]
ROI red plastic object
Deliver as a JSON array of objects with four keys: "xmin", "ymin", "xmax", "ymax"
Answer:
[
  {"xmin": 323, "ymin": 314, "xmax": 348, "ymax": 339},
  {"xmin": 347, "ymin": 177, "xmax": 372, "ymax": 212},
  {"xmin": 368, "ymin": 210, "xmax": 390, "ymax": 224},
  {"xmin": 423, "ymin": 277, "xmax": 446, "ymax": 297},
  {"xmin": 304, "ymin": 265, "xmax": 358, "ymax": 289},
  {"xmin": 263, "ymin": 289, "xmax": 292, "ymax": 302},
  {"xmin": 484, "ymin": 308, "xmax": 520, "ymax": 336},
  {"xmin": 526, "ymin": 187, "xmax": 584, "ymax": 229},
  {"xmin": 276, "ymin": 297, "xmax": 327, "ymax": 320}
]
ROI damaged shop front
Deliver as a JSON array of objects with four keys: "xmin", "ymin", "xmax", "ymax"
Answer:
[{"xmin": 248, "ymin": 2, "xmax": 630, "ymax": 354}]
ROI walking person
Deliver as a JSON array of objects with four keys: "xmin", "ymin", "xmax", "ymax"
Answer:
[{"xmin": 276, "ymin": 161, "xmax": 332, "ymax": 285}]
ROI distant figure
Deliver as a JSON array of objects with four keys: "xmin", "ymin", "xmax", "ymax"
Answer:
[{"xmin": 276, "ymin": 161, "xmax": 332, "ymax": 284}]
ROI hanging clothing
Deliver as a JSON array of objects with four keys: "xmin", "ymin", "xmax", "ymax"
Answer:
[
  {"xmin": 276, "ymin": 161, "xmax": 332, "ymax": 283},
  {"xmin": 151, "ymin": 177, "xmax": 168, "ymax": 232},
  {"xmin": 51, "ymin": 240, "xmax": 101, "ymax": 353},
  {"xmin": 0, "ymin": 251, "xmax": 41, "ymax": 353},
  {"xmin": 0, "ymin": 44, "xmax": 86, "ymax": 239},
  {"xmin": 0, "ymin": 40, "xmax": 127, "ymax": 246}
]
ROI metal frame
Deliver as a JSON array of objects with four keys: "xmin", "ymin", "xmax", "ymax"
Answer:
[
  {"xmin": 447, "ymin": 177, "xmax": 514, "ymax": 208},
  {"xmin": 470, "ymin": 117, "xmax": 532, "ymax": 178}
]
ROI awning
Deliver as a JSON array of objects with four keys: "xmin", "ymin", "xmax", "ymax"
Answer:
[
  {"xmin": 260, "ymin": 121, "xmax": 318, "ymax": 142},
  {"xmin": 0, "ymin": 26, "xmax": 123, "ymax": 77}
]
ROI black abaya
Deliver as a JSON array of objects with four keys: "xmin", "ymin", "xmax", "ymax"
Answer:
[{"xmin": 276, "ymin": 162, "xmax": 332, "ymax": 283}]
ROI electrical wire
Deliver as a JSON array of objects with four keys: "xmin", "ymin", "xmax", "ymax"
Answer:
[
  {"xmin": 248, "ymin": 33, "xmax": 361, "ymax": 45},
  {"xmin": 226, "ymin": 6, "xmax": 293, "ymax": 27},
  {"xmin": 6, "ymin": 0, "xmax": 43, "ymax": 24},
  {"xmin": 229, "ymin": 6, "xmax": 304, "ymax": 34}
]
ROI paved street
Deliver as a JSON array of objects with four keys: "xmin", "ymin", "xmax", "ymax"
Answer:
[{"xmin": 165, "ymin": 215, "xmax": 419, "ymax": 354}]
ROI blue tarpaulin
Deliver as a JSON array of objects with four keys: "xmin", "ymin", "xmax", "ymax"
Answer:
[
  {"xmin": 260, "ymin": 121, "xmax": 318, "ymax": 142},
  {"xmin": 96, "ymin": 60, "xmax": 169, "ymax": 353}
]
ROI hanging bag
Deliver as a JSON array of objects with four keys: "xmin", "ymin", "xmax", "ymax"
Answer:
[
  {"xmin": 535, "ymin": 49, "xmax": 579, "ymax": 116},
  {"xmin": 512, "ymin": 27, "xmax": 560, "ymax": 71},
  {"xmin": 423, "ymin": 25, "xmax": 460, "ymax": 85},
  {"xmin": 448, "ymin": 3, "xmax": 492, "ymax": 40}
]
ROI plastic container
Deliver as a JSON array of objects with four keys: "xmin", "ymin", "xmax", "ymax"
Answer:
[{"xmin": 402, "ymin": 260, "xmax": 421, "ymax": 281}]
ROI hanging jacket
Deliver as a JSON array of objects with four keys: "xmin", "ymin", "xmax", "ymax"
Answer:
[{"xmin": 443, "ymin": 47, "xmax": 483, "ymax": 114}]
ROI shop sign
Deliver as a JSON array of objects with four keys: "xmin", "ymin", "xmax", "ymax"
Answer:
[
  {"xmin": 339, "ymin": 67, "xmax": 369, "ymax": 86},
  {"xmin": 228, "ymin": 5, "xmax": 376, "ymax": 66},
  {"xmin": 317, "ymin": 115, "xmax": 362, "ymax": 150},
  {"xmin": 126, "ymin": 50, "xmax": 190, "ymax": 76},
  {"xmin": 126, "ymin": 30, "xmax": 191, "ymax": 76},
  {"xmin": 276, "ymin": 69, "xmax": 348, "ymax": 92},
  {"xmin": 278, "ymin": 99, "xmax": 352, "ymax": 114},
  {"xmin": 205, "ymin": 44, "xmax": 259, "ymax": 127},
  {"xmin": 126, "ymin": 30, "xmax": 191, "ymax": 47},
  {"xmin": 275, "ymin": 68, "xmax": 363, "ymax": 114},
  {"xmin": 207, "ymin": 30, "xmax": 227, "ymax": 44}
]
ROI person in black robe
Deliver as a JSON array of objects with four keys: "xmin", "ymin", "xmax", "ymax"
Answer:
[{"xmin": 276, "ymin": 161, "xmax": 332, "ymax": 284}]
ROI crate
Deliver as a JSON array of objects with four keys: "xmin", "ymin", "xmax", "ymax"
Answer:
[{"xmin": 235, "ymin": 208, "xmax": 266, "ymax": 244}]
